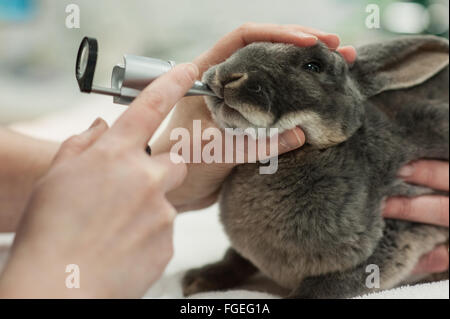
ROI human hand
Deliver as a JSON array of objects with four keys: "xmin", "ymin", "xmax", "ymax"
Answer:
[
  {"xmin": 152, "ymin": 23, "xmax": 357, "ymax": 212},
  {"xmin": 383, "ymin": 160, "xmax": 449, "ymax": 276},
  {"xmin": 0, "ymin": 63, "xmax": 198, "ymax": 298}
]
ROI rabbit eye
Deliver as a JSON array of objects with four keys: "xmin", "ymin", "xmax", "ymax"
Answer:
[{"xmin": 303, "ymin": 62, "xmax": 322, "ymax": 73}]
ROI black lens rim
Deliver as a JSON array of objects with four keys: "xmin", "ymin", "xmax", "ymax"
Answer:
[{"xmin": 76, "ymin": 37, "xmax": 98, "ymax": 93}]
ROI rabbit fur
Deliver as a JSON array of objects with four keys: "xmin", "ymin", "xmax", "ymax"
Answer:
[{"xmin": 182, "ymin": 36, "xmax": 449, "ymax": 298}]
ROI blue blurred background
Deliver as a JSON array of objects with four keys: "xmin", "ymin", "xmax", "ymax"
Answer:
[{"xmin": 0, "ymin": 0, "xmax": 448, "ymax": 124}]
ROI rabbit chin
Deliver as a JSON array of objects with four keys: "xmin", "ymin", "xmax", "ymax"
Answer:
[
  {"xmin": 204, "ymin": 96, "xmax": 275, "ymax": 130},
  {"xmin": 205, "ymin": 96, "xmax": 348, "ymax": 147}
]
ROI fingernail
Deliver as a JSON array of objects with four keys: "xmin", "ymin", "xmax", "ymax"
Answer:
[
  {"xmin": 280, "ymin": 127, "xmax": 304, "ymax": 149},
  {"xmin": 325, "ymin": 34, "xmax": 340, "ymax": 50},
  {"xmin": 292, "ymin": 127, "xmax": 304, "ymax": 145},
  {"xmin": 293, "ymin": 31, "xmax": 318, "ymax": 41},
  {"xmin": 185, "ymin": 63, "xmax": 199, "ymax": 80},
  {"xmin": 398, "ymin": 164, "xmax": 414, "ymax": 178},
  {"xmin": 89, "ymin": 118, "xmax": 103, "ymax": 130}
]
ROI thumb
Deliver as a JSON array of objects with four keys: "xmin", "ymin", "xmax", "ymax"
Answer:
[
  {"xmin": 234, "ymin": 126, "xmax": 305, "ymax": 164},
  {"xmin": 53, "ymin": 118, "xmax": 109, "ymax": 164},
  {"xmin": 277, "ymin": 127, "xmax": 306, "ymax": 155}
]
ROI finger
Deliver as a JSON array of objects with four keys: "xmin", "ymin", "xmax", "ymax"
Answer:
[
  {"xmin": 383, "ymin": 196, "xmax": 449, "ymax": 227},
  {"xmin": 106, "ymin": 63, "xmax": 198, "ymax": 150},
  {"xmin": 239, "ymin": 23, "xmax": 319, "ymax": 46},
  {"xmin": 398, "ymin": 160, "xmax": 449, "ymax": 191},
  {"xmin": 194, "ymin": 23, "xmax": 325, "ymax": 74},
  {"xmin": 53, "ymin": 118, "xmax": 108, "ymax": 164},
  {"xmin": 170, "ymin": 190, "xmax": 220, "ymax": 213},
  {"xmin": 336, "ymin": 46, "xmax": 357, "ymax": 64},
  {"xmin": 226, "ymin": 126, "xmax": 305, "ymax": 164},
  {"xmin": 284, "ymin": 24, "xmax": 341, "ymax": 49},
  {"xmin": 148, "ymin": 152, "xmax": 188, "ymax": 193},
  {"xmin": 412, "ymin": 245, "xmax": 449, "ymax": 275},
  {"xmin": 277, "ymin": 127, "xmax": 306, "ymax": 155},
  {"xmin": 252, "ymin": 127, "xmax": 306, "ymax": 162}
]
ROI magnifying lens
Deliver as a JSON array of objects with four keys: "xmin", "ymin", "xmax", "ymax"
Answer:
[{"xmin": 75, "ymin": 37, "xmax": 216, "ymax": 105}]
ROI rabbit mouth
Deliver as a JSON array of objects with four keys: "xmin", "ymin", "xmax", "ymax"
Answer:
[
  {"xmin": 202, "ymin": 65, "xmax": 275, "ymax": 129},
  {"xmin": 205, "ymin": 95, "xmax": 275, "ymax": 129},
  {"xmin": 205, "ymin": 95, "xmax": 254, "ymax": 128}
]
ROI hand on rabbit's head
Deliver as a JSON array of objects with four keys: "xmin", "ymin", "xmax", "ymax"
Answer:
[{"xmin": 203, "ymin": 36, "xmax": 449, "ymax": 148}]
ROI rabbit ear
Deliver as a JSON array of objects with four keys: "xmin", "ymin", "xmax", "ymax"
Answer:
[{"xmin": 351, "ymin": 35, "xmax": 449, "ymax": 97}]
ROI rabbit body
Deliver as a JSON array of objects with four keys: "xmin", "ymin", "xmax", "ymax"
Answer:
[{"xmin": 182, "ymin": 36, "xmax": 449, "ymax": 298}]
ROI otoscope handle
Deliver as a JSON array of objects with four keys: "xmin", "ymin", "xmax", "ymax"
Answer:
[{"xmin": 110, "ymin": 55, "xmax": 214, "ymax": 105}]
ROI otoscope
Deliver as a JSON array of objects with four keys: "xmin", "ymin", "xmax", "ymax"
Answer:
[{"xmin": 75, "ymin": 37, "xmax": 216, "ymax": 105}]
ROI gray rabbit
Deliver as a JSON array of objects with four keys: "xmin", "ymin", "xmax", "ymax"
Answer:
[{"xmin": 182, "ymin": 36, "xmax": 449, "ymax": 298}]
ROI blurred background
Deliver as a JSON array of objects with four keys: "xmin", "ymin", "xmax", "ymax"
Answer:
[{"xmin": 0, "ymin": 0, "xmax": 448, "ymax": 136}]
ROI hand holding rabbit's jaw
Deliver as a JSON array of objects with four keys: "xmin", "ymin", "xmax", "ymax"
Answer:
[{"xmin": 203, "ymin": 36, "xmax": 449, "ymax": 148}]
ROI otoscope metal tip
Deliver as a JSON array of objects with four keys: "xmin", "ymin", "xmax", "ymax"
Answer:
[
  {"xmin": 187, "ymin": 80, "xmax": 217, "ymax": 97},
  {"xmin": 91, "ymin": 85, "xmax": 121, "ymax": 97}
]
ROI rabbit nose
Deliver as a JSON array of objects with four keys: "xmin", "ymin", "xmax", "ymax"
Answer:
[{"xmin": 220, "ymin": 73, "xmax": 248, "ymax": 89}]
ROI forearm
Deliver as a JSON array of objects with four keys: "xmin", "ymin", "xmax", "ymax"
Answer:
[{"xmin": 0, "ymin": 128, "xmax": 58, "ymax": 232}]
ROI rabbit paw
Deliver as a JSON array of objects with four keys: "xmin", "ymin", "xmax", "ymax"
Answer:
[
  {"xmin": 182, "ymin": 267, "xmax": 222, "ymax": 296},
  {"xmin": 182, "ymin": 249, "xmax": 258, "ymax": 296}
]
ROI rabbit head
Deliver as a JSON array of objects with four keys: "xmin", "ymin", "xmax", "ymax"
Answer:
[{"xmin": 203, "ymin": 36, "xmax": 449, "ymax": 148}]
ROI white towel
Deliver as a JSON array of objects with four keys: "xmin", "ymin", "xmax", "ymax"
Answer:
[{"xmin": 0, "ymin": 205, "xmax": 448, "ymax": 299}]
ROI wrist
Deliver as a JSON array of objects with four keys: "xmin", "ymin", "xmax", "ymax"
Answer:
[
  {"xmin": 0, "ymin": 129, "xmax": 59, "ymax": 232},
  {"xmin": 0, "ymin": 250, "xmax": 99, "ymax": 299}
]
